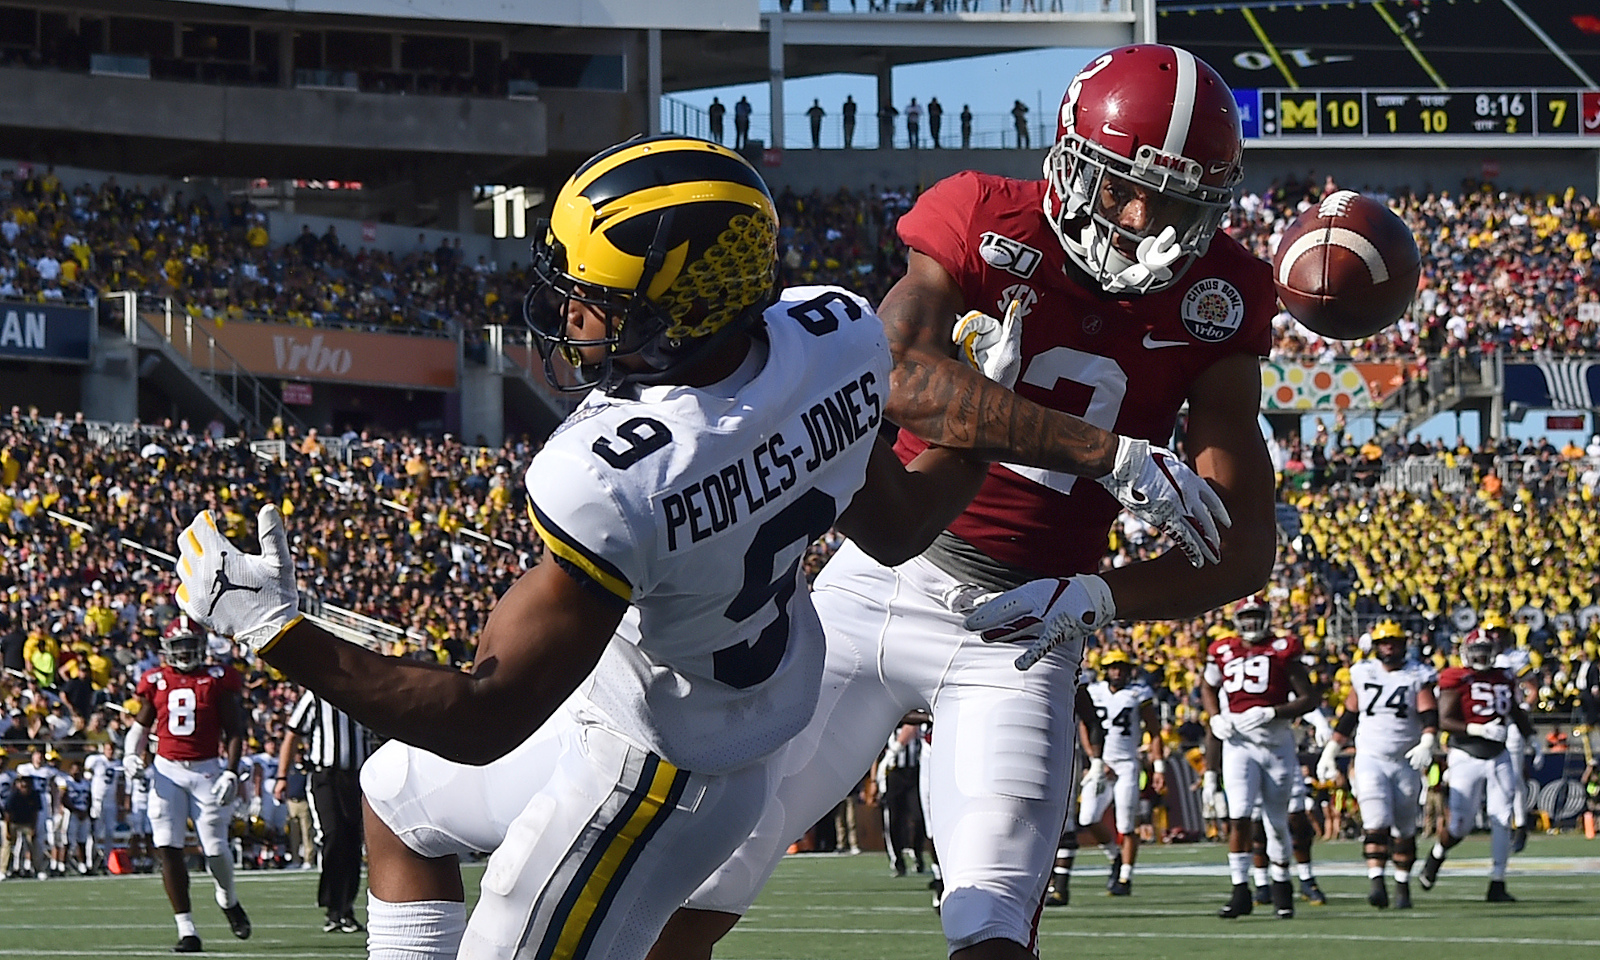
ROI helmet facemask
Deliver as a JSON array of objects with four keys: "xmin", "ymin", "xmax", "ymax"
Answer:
[
  {"xmin": 1044, "ymin": 132, "xmax": 1235, "ymax": 296},
  {"xmin": 162, "ymin": 631, "xmax": 205, "ymax": 673},
  {"xmin": 1463, "ymin": 635, "xmax": 1496, "ymax": 671}
]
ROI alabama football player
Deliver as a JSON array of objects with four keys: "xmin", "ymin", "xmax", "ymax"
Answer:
[
  {"xmin": 126, "ymin": 616, "xmax": 251, "ymax": 951},
  {"xmin": 1202, "ymin": 595, "xmax": 1319, "ymax": 920},
  {"xmin": 1076, "ymin": 650, "xmax": 1164, "ymax": 895},
  {"xmin": 1420, "ymin": 627, "xmax": 1534, "ymax": 901},
  {"xmin": 661, "ymin": 43, "xmax": 1274, "ymax": 960},
  {"xmin": 172, "ymin": 136, "xmax": 990, "ymax": 960},
  {"xmin": 1486, "ymin": 612, "xmax": 1537, "ymax": 851},
  {"xmin": 1317, "ymin": 621, "xmax": 1437, "ymax": 909}
]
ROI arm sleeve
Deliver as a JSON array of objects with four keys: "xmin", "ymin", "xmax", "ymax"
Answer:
[{"xmin": 286, "ymin": 693, "xmax": 316, "ymax": 735}]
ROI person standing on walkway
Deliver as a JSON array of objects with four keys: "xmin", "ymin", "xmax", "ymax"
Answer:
[
  {"xmin": 905, "ymin": 97, "xmax": 923, "ymax": 149},
  {"xmin": 1011, "ymin": 99, "xmax": 1030, "ymax": 149},
  {"xmin": 927, "ymin": 98, "xmax": 944, "ymax": 148},
  {"xmin": 708, "ymin": 97, "xmax": 726, "ymax": 144},
  {"xmin": 960, "ymin": 103, "xmax": 973, "ymax": 148},
  {"xmin": 807, "ymin": 99, "xmax": 827, "ymax": 149},
  {"xmin": 843, "ymin": 95, "xmax": 858, "ymax": 148},
  {"xmin": 734, "ymin": 96, "xmax": 752, "ymax": 149}
]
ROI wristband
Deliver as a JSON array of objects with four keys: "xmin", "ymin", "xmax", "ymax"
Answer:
[{"xmin": 1152, "ymin": 759, "xmax": 1166, "ymax": 774}]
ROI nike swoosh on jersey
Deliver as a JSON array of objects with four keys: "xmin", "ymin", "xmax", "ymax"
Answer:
[{"xmin": 1142, "ymin": 333, "xmax": 1187, "ymax": 349}]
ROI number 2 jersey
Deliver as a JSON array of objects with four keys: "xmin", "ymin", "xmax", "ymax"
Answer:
[
  {"xmin": 1085, "ymin": 680, "xmax": 1153, "ymax": 764},
  {"xmin": 525, "ymin": 286, "xmax": 888, "ymax": 776},
  {"xmin": 1347, "ymin": 658, "xmax": 1436, "ymax": 759},
  {"xmin": 134, "ymin": 663, "xmax": 243, "ymax": 761},
  {"xmin": 893, "ymin": 171, "xmax": 1275, "ymax": 586},
  {"xmin": 1438, "ymin": 665, "xmax": 1518, "ymax": 759}
]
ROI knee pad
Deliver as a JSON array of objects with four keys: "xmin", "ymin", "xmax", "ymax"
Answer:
[
  {"xmin": 1249, "ymin": 821, "xmax": 1266, "ymax": 856},
  {"xmin": 1290, "ymin": 810, "xmax": 1315, "ymax": 849},
  {"xmin": 1362, "ymin": 831, "xmax": 1390, "ymax": 860}
]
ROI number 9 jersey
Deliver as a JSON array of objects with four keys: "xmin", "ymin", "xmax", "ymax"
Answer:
[
  {"xmin": 134, "ymin": 663, "xmax": 244, "ymax": 761},
  {"xmin": 525, "ymin": 286, "xmax": 890, "ymax": 776}
]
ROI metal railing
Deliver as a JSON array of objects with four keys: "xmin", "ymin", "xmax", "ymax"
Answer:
[{"xmin": 108, "ymin": 291, "xmax": 308, "ymax": 436}]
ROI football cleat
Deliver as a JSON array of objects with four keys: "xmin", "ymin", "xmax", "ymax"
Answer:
[
  {"xmin": 1108, "ymin": 879, "xmax": 1132, "ymax": 897},
  {"xmin": 1254, "ymin": 883, "xmax": 1273, "ymax": 905},
  {"xmin": 172, "ymin": 936, "xmax": 202, "ymax": 954},
  {"xmin": 322, "ymin": 918, "xmax": 342, "ymax": 933},
  {"xmin": 1301, "ymin": 879, "xmax": 1327, "ymax": 905},
  {"xmin": 223, "ymin": 902, "xmax": 251, "ymax": 940},
  {"xmin": 1367, "ymin": 876, "xmax": 1389, "ymax": 909},
  {"xmin": 338, "ymin": 917, "xmax": 365, "ymax": 934},
  {"xmin": 1218, "ymin": 883, "xmax": 1253, "ymax": 919},
  {"xmin": 1106, "ymin": 852, "xmax": 1123, "ymax": 890},
  {"xmin": 1044, "ymin": 876, "xmax": 1070, "ymax": 907},
  {"xmin": 1486, "ymin": 880, "xmax": 1517, "ymax": 903},
  {"xmin": 1419, "ymin": 852, "xmax": 1443, "ymax": 891},
  {"xmin": 1394, "ymin": 880, "xmax": 1413, "ymax": 910},
  {"xmin": 1512, "ymin": 825, "xmax": 1528, "ymax": 854},
  {"xmin": 1272, "ymin": 880, "xmax": 1295, "ymax": 919}
]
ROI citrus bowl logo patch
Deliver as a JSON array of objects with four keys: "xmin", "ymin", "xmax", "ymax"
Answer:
[{"xmin": 1180, "ymin": 278, "xmax": 1244, "ymax": 343}]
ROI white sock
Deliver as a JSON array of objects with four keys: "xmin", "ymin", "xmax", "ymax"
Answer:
[
  {"xmin": 1228, "ymin": 852, "xmax": 1251, "ymax": 885},
  {"xmin": 1297, "ymin": 862, "xmax": 1314, "ymax": 882},
  {"xmin": 1431, "ymin": 842, "xmax": 1447, "ymax": 861},
  {"xmin": 1368, "ymin": 865, "xmax": 1384, "ymax": 879},
  {"xmin": 206, "ymin": 853, "xmax": 237, "ymax": 909},
  {"xmin": 1394, "ymin": 867, "xmax": 1411, "ymax": 883},
  {"xmin": 1269, "ymin": 862, "xmax": 1289, "ymax": 883},
  {"xmin": 1119, "ymin": 861, "xmax": 1133, "ymax": 882},
  {"xmin": 175, "ymin": 913, "xmax": 197, "ymax": 938},
  {"xmin": 1489, "ymin": 825, "xmax": 1510, "ymax": 881},
  {"xmin": 1252, "ymin": 866, "xmax": 1269, "ymax": 887},
  {"xmin": 367, "ymin": 894, "xmax": 466, "ymax": 960}
]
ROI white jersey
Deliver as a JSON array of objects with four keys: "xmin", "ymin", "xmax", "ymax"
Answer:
[
  {"xmin": 85, "ymin": 754, "xmax": 117, "ymax": 803},
  {"xmin": 1349, "ymin": 658, "xmax": 1436, "ymax": 759},
  {"xmin": 526, "ymin": 286, "xmax": 890, "ymax": 775},
  {"xmin": 1086, "ymin": 680, "xmax": 1153, "ymax": 763},
  {"xmin": 1494, "ymin": 647, "xmax": 1532, "ymax": 680}
]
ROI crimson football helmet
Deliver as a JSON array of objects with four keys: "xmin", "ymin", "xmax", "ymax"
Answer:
[
  {"xmin": 161, "ymin": 614, "xmax": 206, "ymax": 673},
  {"xmin": 1460, "ymin": 628, "xmax": 1497, "ymax": 671},
  {"xmin": 1044, "ymin": 44, "xmax": 1243, "ymax": 295},
  {"xmin": 1232, "ymin": 594, "xmax": 1271, "ymax": 644}
]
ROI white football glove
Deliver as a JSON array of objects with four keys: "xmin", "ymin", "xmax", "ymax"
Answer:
[
  {"xmin": 1305, "ymin": 709, "xmax": 1334, "ymax": 748},
  {"xmin": 1316, "ymin": 740, "xmax": 1341, "ymax": 783},
  {"xmin": 952, "ymin": 298, "xmax": 1023, "ymax": 389},
  {"xmin": 1095, "ymin": 437, "xmax": 1230, "ymax": 568},
  {"xmin": 211, "ymin": 770, "xmax": 240, "ymax": 807},
  {"xmin": 962, "ymin": 574, "xmax": 1116, "ymax": 671},
  {"xmin": 175, "ymin": 505, "xmax": 302, "ymax": 653},
  {"xmin": 1208, "ymin": 713, "xmax": 1236, "ymax": 741},
  {"xmin": 1466, "ymin": 719, "xmax": 1508, "ymax": 743},
  {"xmin": 122, "ymin": 752, "xmax": 146, "ymax": 780},
  {"xmin": 1201, "ymin": 770, "xmax": 1225, "ymax": 811},
  {"xmin": 1083, "ymin": 757, "xmax": 1108, "ymax": 789},
  {"xmin": 1406, "ymin": 731, "xmax": 1437, "ymax": 773},
  {"xmin": 1234, "ymin": 705, "xmax": 1278, "ymax": 732}
]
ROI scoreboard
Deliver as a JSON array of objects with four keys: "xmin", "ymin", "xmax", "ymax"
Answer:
[{"xmin": 1236, "ymin": 89, "xmax": 1600, "ymax": 140}]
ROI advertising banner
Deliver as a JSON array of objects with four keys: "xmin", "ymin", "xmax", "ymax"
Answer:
[
  {"xmin": 164, "ymin": 318, "xmax": 457, "ymax": 390},
  {"xmin": 1260, "ymin": 360, "xmax": 1405, "ymax": 410},
  {"xmin": 0, "ymin": 301, "xmax": 93, "ymax": 362}
]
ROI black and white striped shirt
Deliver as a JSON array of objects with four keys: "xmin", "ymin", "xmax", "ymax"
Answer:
[{"xmin": 286, "ymin": 692, "xmax": 372, "ymax": 772}]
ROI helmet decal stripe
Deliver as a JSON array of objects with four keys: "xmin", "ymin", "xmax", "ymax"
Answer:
[{"xmin": 1163, "ymin": 46, "xmax": 1198, "ymax": 157}]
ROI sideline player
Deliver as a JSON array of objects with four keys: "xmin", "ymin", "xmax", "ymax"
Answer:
[
  {"xmin": 658, "ymin": 42, "xmax": 1275, "ymax": 960},
  {"xmin": 1075, "ymin": 650, "xmax": 1164, "ymax": 895},
  {"xmin": 125, "ymin": 617, "xmax": 252, "ymax": 951},
  {"xmin": 1316, "ymin": 621, "xmax": 1437, "ymax": 909},
  {"xmin": 1420, "ymin": 627, "xmax": 1534, "ymax": 901},
  {"xmin": 171, "ymin": 136, "xmax": 990, "ymax": 960},
  {"xmin": 1203, "ymin": 595, "xmax": 1318, "ymax": 920},
  {"xmin": 84, "ymin": 740, "xmax": 121, "ymax": 873}
]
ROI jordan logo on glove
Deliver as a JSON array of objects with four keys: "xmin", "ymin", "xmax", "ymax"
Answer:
[{"xmin": 207, "ymin": 555, "xmax": 262, "ymax": 617}]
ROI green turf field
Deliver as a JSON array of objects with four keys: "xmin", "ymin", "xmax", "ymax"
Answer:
[{"xmin": 2, "ymin": 834, "xmax": 1597, "ymax": 959}]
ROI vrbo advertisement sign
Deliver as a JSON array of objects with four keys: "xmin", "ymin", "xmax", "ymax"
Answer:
[
  {"xmin": 168, "ymin": 319, "xmax": 457, "ymax": 390},
  {"xmin": 0, "ymin": 301, "xmax": 93, "ymax": 362}
]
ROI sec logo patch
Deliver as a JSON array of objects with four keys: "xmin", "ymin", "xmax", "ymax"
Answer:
[{"xmin": 1180, "ymin": 278, "xmax": 1244, "ymax": 343}]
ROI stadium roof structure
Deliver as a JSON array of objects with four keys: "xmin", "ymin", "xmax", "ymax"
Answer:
[{"xmin": 1156, "ymin": 0, "xmax": 1600, "ymax": 90}]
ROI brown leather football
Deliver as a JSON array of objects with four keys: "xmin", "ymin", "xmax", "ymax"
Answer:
[{"xmin": 1272, "ymin": 191, "xmax": 1420, "ymax": 340}]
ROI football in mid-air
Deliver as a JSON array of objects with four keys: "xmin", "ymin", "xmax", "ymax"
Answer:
[{"xmin": 1272, "ymin": 190, "xmax": 1421, "ymax": 340}]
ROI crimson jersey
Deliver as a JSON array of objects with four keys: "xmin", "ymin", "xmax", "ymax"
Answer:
[
  {"xmin": 1438, "ymin": 665, "xmax": 1516, "ymax": 758},
  {"xmin": 135, "ymin": 664, "xmax": 243, "ymax": 761},
  {"xmin": 1204, "ymin": 633, "xmax": 1303, "ymax": 713},
  {"xmin": 894, "ymin": 172, "xmax": 1274, "ymax": 577}
]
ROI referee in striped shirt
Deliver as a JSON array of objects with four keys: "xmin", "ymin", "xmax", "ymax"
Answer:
[{"xmin": 279, "ymin": 690, "xmax": 371, "ymax": 933}]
